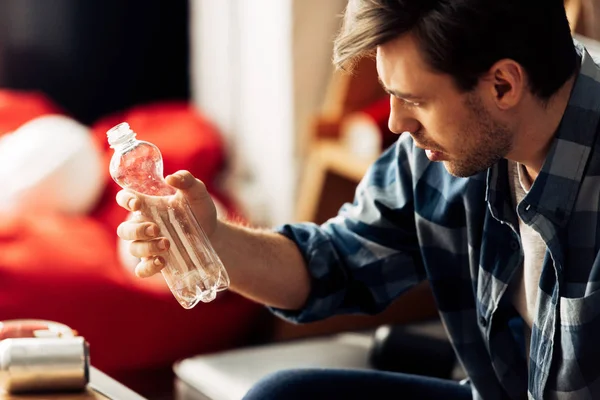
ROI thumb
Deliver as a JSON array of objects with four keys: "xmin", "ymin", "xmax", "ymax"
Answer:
[{"xmin": 165, "ymin": 171, "xmax": 210, "ymax": 202}]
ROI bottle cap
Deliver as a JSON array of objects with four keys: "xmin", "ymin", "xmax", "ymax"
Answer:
[{"xmin": 107, "ymin": 122, "xmax": 135, "ymax": 147}]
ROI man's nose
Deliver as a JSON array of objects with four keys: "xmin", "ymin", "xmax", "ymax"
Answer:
[{"xmin": 388, "ymin": 97, "xmax": 420, "ymax": 135}]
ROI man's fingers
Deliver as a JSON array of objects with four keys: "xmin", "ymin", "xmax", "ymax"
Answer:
[
  {"xmin": 166, "ymin": 171, "xmax": 208, "ymax": 196},
  {"xmin": 165, "ymin": 171, "xmax": 193, "ymax": 190},
  {"xmin": 129, "ymin": 239, "xmax": 170, "ymax": 259},
  {"xmin": 166, "ymin": 171, "xmax": 211, "ymax": 210},
  {"xmin": 136, "ymin": 257, "xmax": 165, "ymax": 278},
  {"xmin": 116, "ymin": 190, "xmax": 141, "ymax": 212},
  {"xmin": 117, "ymin": 221, "xmax": 159, "ymax": 241}
]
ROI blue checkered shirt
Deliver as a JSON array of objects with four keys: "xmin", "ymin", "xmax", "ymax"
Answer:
[{"xmin": 272, "ymin": 42, "xmax": 600, "ymax": 399}]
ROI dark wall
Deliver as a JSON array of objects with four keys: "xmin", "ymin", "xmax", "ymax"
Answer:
[{"xmin": 0, "ymin": 0, "xmax": 190, "ymax": 125}]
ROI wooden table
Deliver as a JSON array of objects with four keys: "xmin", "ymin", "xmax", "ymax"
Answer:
[{"xmin": 1, "ymin": 367, "xmax": 146, "ymax": 400}]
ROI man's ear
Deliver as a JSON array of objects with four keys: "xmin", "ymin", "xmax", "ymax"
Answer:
[{"xmin": 485, "ymin": 59, "xmax": 525, "ymax": 110}]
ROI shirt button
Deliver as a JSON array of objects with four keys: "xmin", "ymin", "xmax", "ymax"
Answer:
[
  {"xmin": 479, "ymin": 316, "xmax": 487, "ymax": 327},
  {"xmin": 510, "ymin": 241, "xmax": 519, "ymax": 251}
]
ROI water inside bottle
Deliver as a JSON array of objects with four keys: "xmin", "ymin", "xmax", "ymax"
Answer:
[
  {"xmin": 111, "ymin": 143, "xmax": 175, "ymax": 196},
  {"xmin": 168, "ymin": 270, "xmax": 218, "ymax": 307},
  {"xmin": 143, "ymin": 195, "xmax": 226, "ymax": 308}
]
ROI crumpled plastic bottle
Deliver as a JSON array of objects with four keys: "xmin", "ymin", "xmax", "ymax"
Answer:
[{"xmin": 107, "ymin": 122, "xmax": 229, "ymax": 308}]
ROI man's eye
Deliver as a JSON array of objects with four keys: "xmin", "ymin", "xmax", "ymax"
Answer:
[{"xmin": 402, "ymin": 99, "xmax": 421, "ymax": 108}]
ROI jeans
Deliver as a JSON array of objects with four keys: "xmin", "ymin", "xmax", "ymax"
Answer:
[{"xmin": 242, "ymin": 368, "xmax": 472, "ymax": 400}]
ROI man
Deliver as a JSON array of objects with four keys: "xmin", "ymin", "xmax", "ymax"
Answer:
[{"xmin": 115, "ymin": 0, "xmax": 600, "ymax": 398}]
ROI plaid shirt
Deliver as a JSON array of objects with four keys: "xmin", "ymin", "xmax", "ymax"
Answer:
[{"xmin": 272, "ymin": 42, "xmax": 600, "ymax": 399}]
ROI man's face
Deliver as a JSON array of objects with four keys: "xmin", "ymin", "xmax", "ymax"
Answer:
[{"xmin": 376, "ymin": 34, "xmax": 514, "ymax": 177}]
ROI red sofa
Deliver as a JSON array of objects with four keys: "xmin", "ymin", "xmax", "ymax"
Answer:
[{"xmin": 0, "ymin": 91, "xmax": 267, "ymax": 392}]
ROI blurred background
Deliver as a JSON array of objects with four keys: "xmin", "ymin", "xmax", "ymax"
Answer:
[
  {"xmin": 0, "ymin": 0, "xmax": 190, "ymax": 125},
  {"xmin": 0, "ymin": 0, "xmax": 351, "ymax": 227},
  {"xmin": 0, "ymin": 1, "xmax": 596, "ymax": 399}
]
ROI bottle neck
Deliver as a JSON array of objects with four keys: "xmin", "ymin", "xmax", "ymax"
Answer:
[
  {"xmin": 107, "ymin": 122, "xmax": 138, "ymax": 153},
  {"xmin": 111, "ymin": 136, "xmax": 138, "ymax": 153}
]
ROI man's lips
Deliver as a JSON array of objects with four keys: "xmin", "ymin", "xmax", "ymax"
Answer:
[
  {"xmin": 414, "ymin": 141, "xmax": 445, "ymax": 155},
  {"xmin": 410, "ymin": 135, "xmax": 446, "ymax": 161},
  {"xmin": 425, "ymin": 149, "xmax": 445, "ymax": 161}
]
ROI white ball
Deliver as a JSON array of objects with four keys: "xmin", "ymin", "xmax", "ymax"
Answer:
[{"xmin": 0, "ymin": 115, "xmax": 104, "ymax": 215}]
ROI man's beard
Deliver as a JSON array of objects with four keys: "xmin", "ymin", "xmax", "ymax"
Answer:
[{"xmin": 443, "ymin": 93, "xmax": 513, "ymax": 178}]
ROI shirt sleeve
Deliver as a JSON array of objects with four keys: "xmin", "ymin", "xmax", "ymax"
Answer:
[{"xmin": 270, "ymin": 137, "xmax": 426, "ymax": 323}]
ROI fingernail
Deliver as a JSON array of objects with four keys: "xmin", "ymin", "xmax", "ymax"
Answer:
[
  {"xmin": 145, "ymin": 225, "xmax": 157, "ymax": 237},
  {"xmin": 128, "ymin": 198, "xmax": 137, "ymax": 210},
  {"xmin": 153, "ymin": 257, "xmax": 163, "ymax": 267},
  {"xmin": 158, "ymin": 240, "xmax": 167, "ymax": 250}
]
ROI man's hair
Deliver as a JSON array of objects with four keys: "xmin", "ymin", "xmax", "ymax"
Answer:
[{"xmin": 333, "ymin": 0, "xmax": 577, "ymax": 99}]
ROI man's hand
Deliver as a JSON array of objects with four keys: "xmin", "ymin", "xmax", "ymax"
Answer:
[
  {"xmin": 115, "ymin": 170, "xmax": 217, "ymax": 278},
  {"xmin": 116, "ymin": 170, "xmax": 310, "ymax": 310}
]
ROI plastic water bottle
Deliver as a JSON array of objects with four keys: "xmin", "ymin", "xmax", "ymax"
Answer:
[{"xmin": 107, "ymin": 122, "xmax": 230, "ymax": 308}]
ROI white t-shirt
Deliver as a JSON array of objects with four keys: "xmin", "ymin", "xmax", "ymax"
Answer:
[{"xmin": 507, "ymin": 161, "xmax": 547, "ymax": 362}]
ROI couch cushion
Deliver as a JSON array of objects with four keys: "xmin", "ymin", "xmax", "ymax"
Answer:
[{"xmin": 0, "ymin": 90, "xmax": 64, "ymax": 136}]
